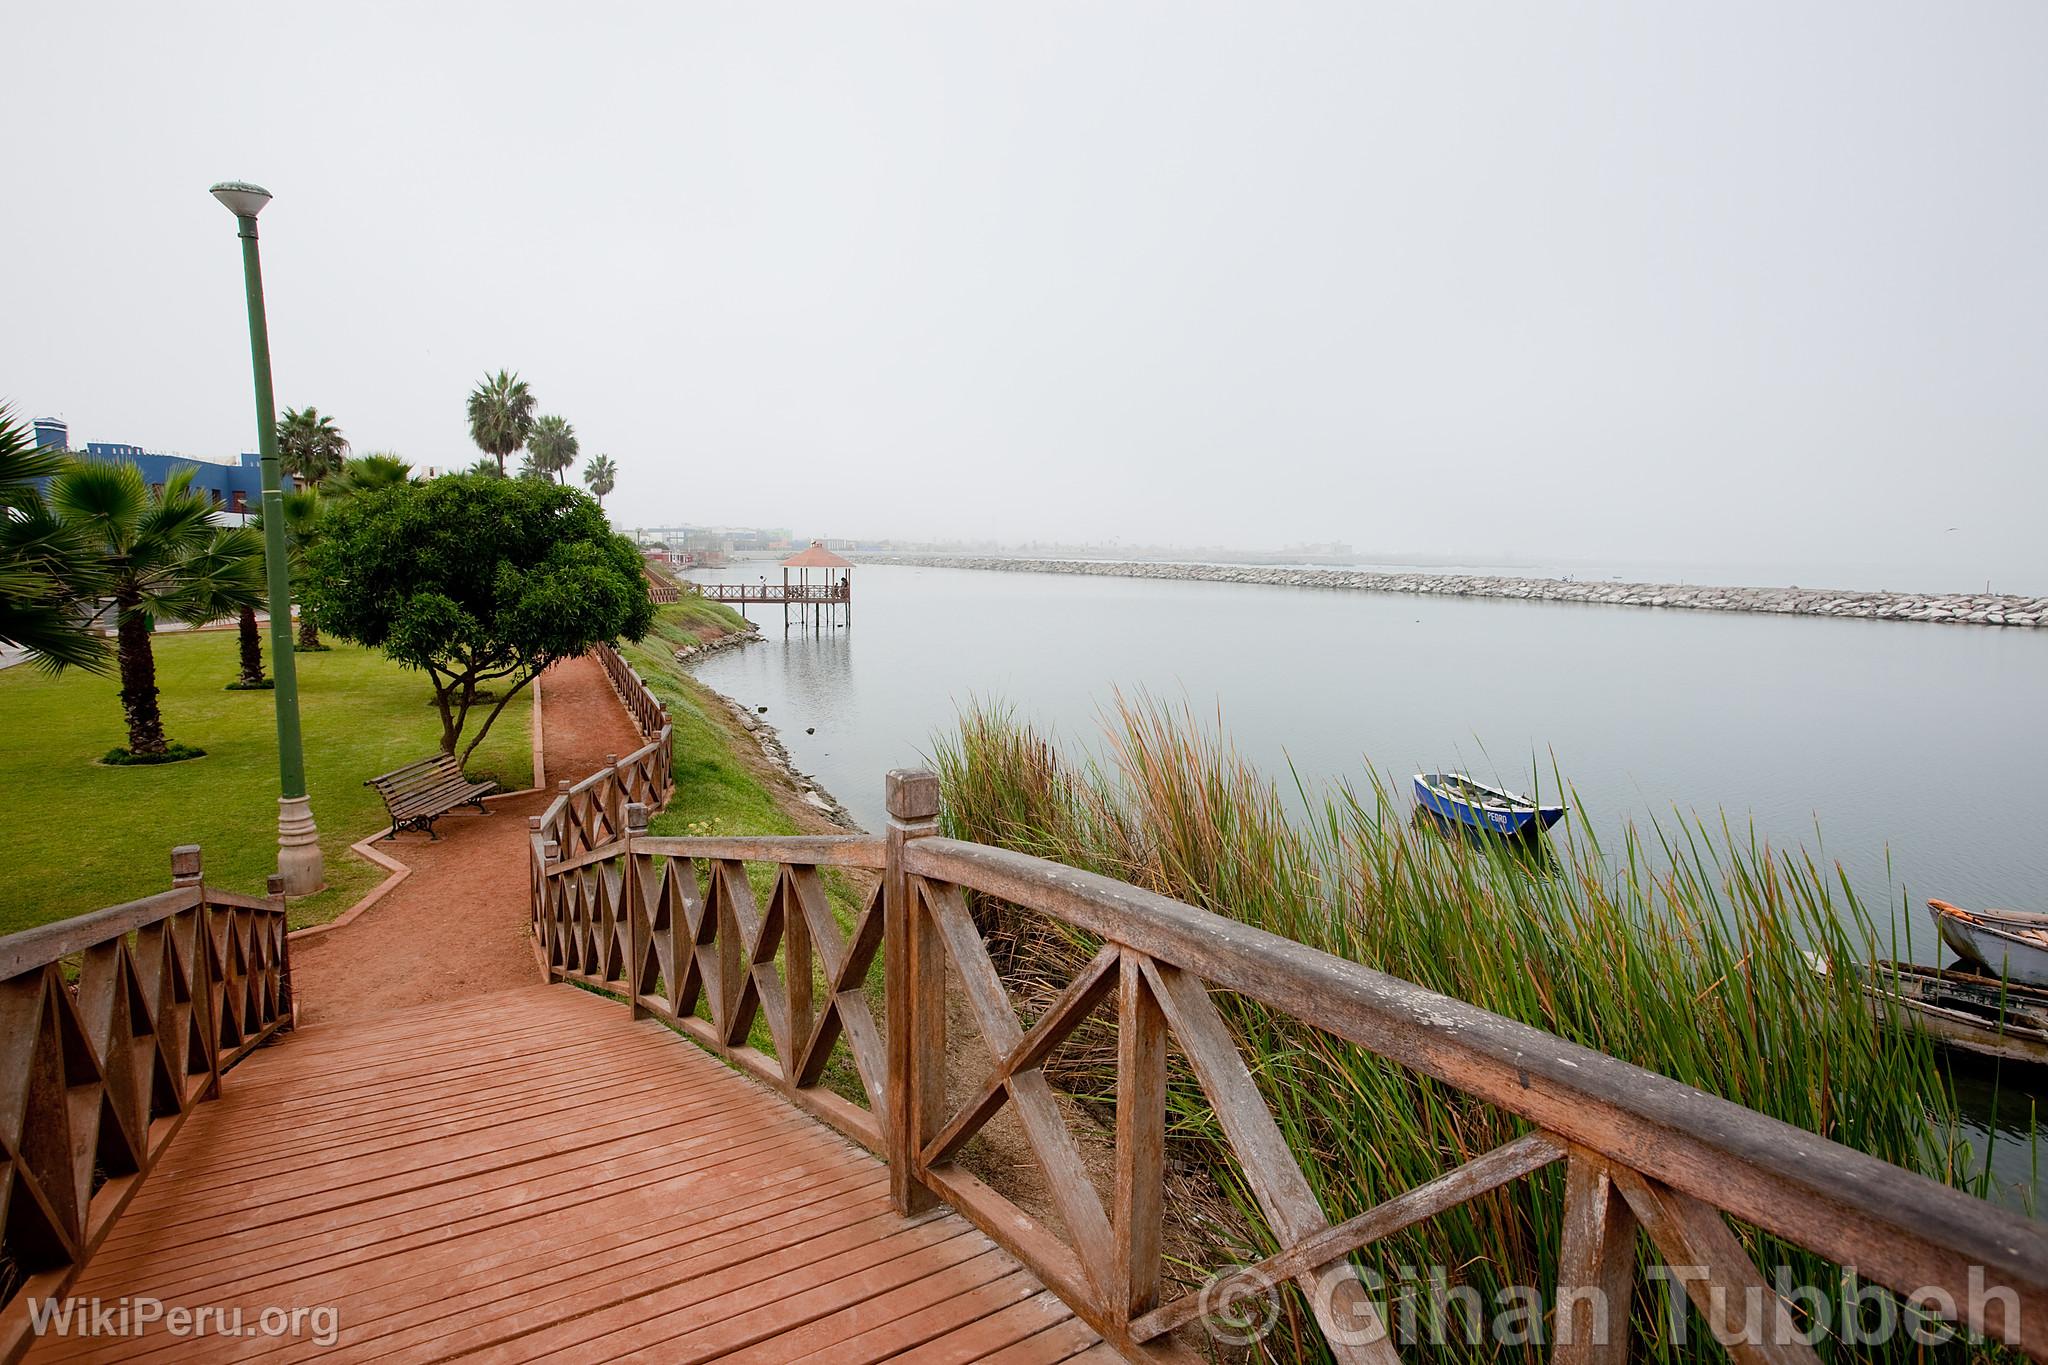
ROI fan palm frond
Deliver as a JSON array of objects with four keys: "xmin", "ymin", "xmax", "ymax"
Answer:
[{"xmin": 466, "ymin": 370, "xmax": 536, "ymax": 474}]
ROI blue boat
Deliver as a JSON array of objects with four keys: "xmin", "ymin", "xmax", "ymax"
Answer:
[{"xmin": 1413, "ymin": 772, "xmax": 1567, "ymax": 838}]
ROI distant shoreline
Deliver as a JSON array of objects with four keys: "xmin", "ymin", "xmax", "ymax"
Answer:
[{"xmin": 853, "ymin": 554, "xmax": 2048, "ymax": 629}]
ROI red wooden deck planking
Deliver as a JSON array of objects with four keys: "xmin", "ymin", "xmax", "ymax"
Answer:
[{"xmin": 26, "ymin": 984, "xmax": 1110, "ymax": 1363}]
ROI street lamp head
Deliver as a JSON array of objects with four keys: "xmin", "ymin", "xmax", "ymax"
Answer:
[{"xmin": 209, "ymin": 180, "xmax": 272, "ymax": 219}]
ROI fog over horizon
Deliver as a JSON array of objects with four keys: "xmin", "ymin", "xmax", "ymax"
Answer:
[{"xmin": 6, "ymin": 3, "xmax": 2044, "ymax": 592}]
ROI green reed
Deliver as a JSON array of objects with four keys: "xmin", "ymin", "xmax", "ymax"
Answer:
[{"xmin": 932, "ymin": 696, "xmax": 2025, "ymax": 1362}]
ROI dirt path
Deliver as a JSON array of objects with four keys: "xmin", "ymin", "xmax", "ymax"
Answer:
[{"xmin": 288, "ymin": 655, "xmax": 646, "ymax": 1027}]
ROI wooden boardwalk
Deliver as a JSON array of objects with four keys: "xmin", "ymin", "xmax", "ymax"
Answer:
[{"xmin": 30, "ymin": 985, "xmax": 1108, "ymax": 1363}]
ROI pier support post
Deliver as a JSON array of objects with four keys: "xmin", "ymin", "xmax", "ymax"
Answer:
[{"xmin": 884, "ymin": 768, "xmax": 943, "ymax": 1215}]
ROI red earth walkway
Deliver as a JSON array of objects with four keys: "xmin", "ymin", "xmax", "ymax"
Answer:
[{"xmin": 289, "ymin": 656, "xmax": 646, "ymax": 1027}]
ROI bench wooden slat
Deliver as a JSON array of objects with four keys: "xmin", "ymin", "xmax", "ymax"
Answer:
[{"xmin": 364, "ymin": 753, "xmax": 497, "ymax": 839}]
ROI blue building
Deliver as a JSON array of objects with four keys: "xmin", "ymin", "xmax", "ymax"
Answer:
[{"xmin": 31, "ymin": 419, "xmax": 267, "ymax": 518}]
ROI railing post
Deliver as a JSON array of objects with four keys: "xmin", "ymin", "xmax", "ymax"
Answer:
[
  {"xmin": 542, "ymin": 836, "xmax": 561, "ymax": 979},
  {"xmin": 884, "ymin": 768, "xmax": 942, "ymax": 1216},
  {"xmin": 657, "ymin": 711, "xmax": 673, "ymax": 800},
  {"xmin": 268, "ymin": 873, "xmax": 295, "ymax": 1032},
  {"xmin": 625, "ymin": 802, "xmax": 650, "ymax": 1020},
  {"xmin": 171, "ymin": 844, "xmax": 202, "ymax": 889},
  {"xmin": 1114, "ymin": 947, "xmax": 1166, "ymax": 1321}
]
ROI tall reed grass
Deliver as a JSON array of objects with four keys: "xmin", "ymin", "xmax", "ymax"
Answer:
[{"xmin": 932, "ymin": 696, "xmax": 2028, "ymax": 1362}]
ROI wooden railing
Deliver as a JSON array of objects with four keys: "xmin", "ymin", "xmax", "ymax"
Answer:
[
  {"xmin": 535, "ymin": 825, "xmax": 890, "ymax": 1146},
  {"xmin": 530, "ymin": 770, "xmax": 2048, "ymax": 1361},
  {"xmin": 691, "ymin": 582, "xmax": 848, "ymax": 604},
  {"xmin": 0, "ymin": 848, "xmax": 292, "ymax": 1354},
  {"xmin": 647, "ymin": 582, "xmax": 681, "ymax": 604},
  {"xmin": 593, "ymin": 640, "xmax": 669, "ymax": 743}
]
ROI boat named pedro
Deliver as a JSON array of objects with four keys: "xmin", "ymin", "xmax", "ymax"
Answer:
[{"xmin": 1413, "ymin": 772, "xmax": 1567, "ymax": 838}]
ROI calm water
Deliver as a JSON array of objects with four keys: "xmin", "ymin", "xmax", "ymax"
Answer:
[
  {"xmin": 692, "ymin": 560, "xmax": 2048, "ymax": 1202},
  {"xmin": 693, "ymin": 562, "xmax": 2046, "ymax": 944}
]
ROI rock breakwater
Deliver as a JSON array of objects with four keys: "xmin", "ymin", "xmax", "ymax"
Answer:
[{"xmin": 861, "ymin": 556, "xmax": 2046, "ymax": 628}]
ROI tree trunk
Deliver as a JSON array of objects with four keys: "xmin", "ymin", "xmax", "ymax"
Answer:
[
  {"xmin": 431, "ymin": 676, "xmax": 461, "ymax": 754},
  {"xmin": 459, "ymin": 669, "xmax": 538, "ymax": 768},
  {"xmin": 116, "ymin": 600, "xmax": 168, "ymax": 757},
  {"xmin": 297, "ymin": 605, "xmax": 321, "ymax": 650},
  {"xmin": 237, "ymin": 606, "xmax": 266, "ymax": 686}
]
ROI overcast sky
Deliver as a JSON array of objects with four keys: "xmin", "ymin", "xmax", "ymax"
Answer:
[{"xmin": 6, "ymin": 3, "xmax": 2044, "ymax": 589}]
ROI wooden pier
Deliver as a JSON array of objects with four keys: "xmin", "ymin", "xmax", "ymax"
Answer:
[
  {"xmin": 4, "ymin": 645, "xmax": 2045, "ymax": 1361},
  {"xmin": 32, "ymin": 984, "xmax": 1097, "ymax": 1362},
  {"xmin": 688, "ymin": 540, "xmax": 854, "ymax": 632}
]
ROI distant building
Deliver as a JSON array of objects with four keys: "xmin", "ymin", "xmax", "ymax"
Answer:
[
  {"xmin": 28, "ymin": 419, "xmax": 267, "ymax": 521},
  {"xmin": 730, "ymin": 527, "xmax": 794, "ymax": 553},
  {"xmin": 682, "ymin": 529, "xmax": 730, "ymax": 567}
]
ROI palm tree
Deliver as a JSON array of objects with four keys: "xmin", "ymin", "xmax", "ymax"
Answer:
[
  {"xmin": 277, "ymin": 407, "xmax": 350, "ymax": 487},
  {"xmin": 467, "ymin": 457, "xmax": 508, "ymax": 479},
  {"xmin": 466, "ymin": 370, "xmax": 535, "ymax": 475},
  {"xmin": 281, "ymin": 489, "xmax": 326, "ymax": 650},
  {"xmin": 45, "ymin": 463, "xmax": 263, "ymax": 758},
  {"xmin": 526, "ymin": 414, "xmax": 578, "ymax": 483},
  {"xmin": 0, "ymin": 404, "xmax": 109, "ymax": 672},
  {"xmin": 252, "ymin": 487, "xmax": 328, "ymax": 649},
  {"xmin": 326, "ymin": 452, "xmax": 414, "ymax": 499},
  {"xmin": 582, "ymin": 453, "xmax": 617, "ymax": 508},
  {"xmin": 232, "ymin": 599, "xmax": 269, "ymax": 688},
  {"xmin": 190, "ymin": 527, "xmax": 270, "ymax": 688}
]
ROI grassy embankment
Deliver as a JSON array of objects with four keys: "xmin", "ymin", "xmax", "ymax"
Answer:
[
  {"xmin": 935, "ymin": 698, "xmax": 2030, "ymax": 1363},
  {"xmin": 0, "ymin": 630, "xmax": 531, "ymax": 935},
  {"xmin": 618, "ymin": 597, "xmax": 829, "ymax": 840}
]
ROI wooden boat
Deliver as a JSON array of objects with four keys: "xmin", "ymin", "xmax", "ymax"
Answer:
[
  {"xmin": 1929, "ymin": 899, "xmax": 2048, "ymax": 988},
  {"xmin": 1814, "ymin": 955, "xmax": 2048, "ymax": 1065},
  {"xmin": 1412, "ymin": 772, "xmax": 1566, "ymax": 838}
]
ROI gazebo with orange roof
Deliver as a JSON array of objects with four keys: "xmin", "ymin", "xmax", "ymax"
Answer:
[{"xmin": 781, "ymin": 539, "xmax": 854, "ymax": 631}]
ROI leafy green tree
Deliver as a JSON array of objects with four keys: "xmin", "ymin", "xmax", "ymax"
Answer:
[
  {"xmin": 45, "ymin": 463, "xmax": 264, "ymax": 759},
  {"xmin": 277, "ymin": 406, "xmax": 350, "ymax": 487},
  {"xmin": 466, "ymin": 370, "xmax": 535, "ymax": 475},
  {"xmin": 0, "ymin": 404, "xmax": 109, "ymax": 672},
  {"xmin": 582, "ymin": 453, "xmax": 617, "ymax": 508},
  {"xmin": 305, "ymin": 474, "xmax": 654, "ymax": 764},
  {"xmin": 525, "ymin": 414, "xmax": 578, "ymax": 483}
]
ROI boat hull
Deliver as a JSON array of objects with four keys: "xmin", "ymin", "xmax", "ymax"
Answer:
[
  {"xmin": 1822, "ymin": 957, "xmax": 2048, "ymax": 1065},
  {"xmin": 1412, "ymin": 774, "xmax": 1565, "ymax": 838},
  {"xmin": 1931, "ymin": 901, "xmax": 2048, "ymax": 988}
]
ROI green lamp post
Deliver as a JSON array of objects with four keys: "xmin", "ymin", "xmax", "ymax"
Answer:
[{"xmin": 211, "ymin": 180, "xmax": 322, "ymax": 895}]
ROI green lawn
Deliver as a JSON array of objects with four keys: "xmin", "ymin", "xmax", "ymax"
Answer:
[{"xmin": 0, "ymin": 629, "xmax": 531, "ymax": 935}]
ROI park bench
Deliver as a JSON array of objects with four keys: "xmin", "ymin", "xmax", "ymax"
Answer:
[{"xmin": 365, "ymin": 754, "xmax": 496, "ymax": 839}]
